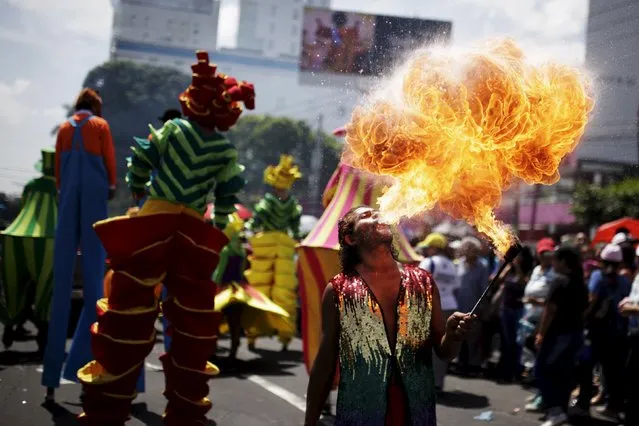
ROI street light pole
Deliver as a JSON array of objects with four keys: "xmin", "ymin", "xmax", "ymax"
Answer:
[{"xmin": 309, "ymin": 113, "xmax": 324, "ymax": 216}]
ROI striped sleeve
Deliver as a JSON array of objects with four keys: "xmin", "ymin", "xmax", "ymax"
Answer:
[
  {"xmin": 212, "ymin": 156, "xmax": 246, "ymax": 229},
  {"xmin": 126, "ymin": 123, "xmax": 170, "ymax": 193}
]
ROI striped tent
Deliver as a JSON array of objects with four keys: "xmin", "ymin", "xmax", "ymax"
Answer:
[{"xmin": 297, "ymin": 163, "xmax": 423, "ymax": 373}]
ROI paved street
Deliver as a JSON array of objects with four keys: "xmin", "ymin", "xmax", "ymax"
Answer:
[{"xmin": 0, "ymin": 323, "xmax": 619, "ymax": 425}]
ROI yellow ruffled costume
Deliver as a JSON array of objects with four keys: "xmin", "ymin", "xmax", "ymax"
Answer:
[
  {"xmin": 213, "ymin": 214, "xmax": 289, "ymax": 336},
  {"xmin": 245, "ymin": 155, "xmax": 303, "ymax": 347}
]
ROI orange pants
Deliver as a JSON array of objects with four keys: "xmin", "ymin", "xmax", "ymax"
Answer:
[{"xmin": 77, "ymin": 201, "xmax": 228, "ymax": 425}]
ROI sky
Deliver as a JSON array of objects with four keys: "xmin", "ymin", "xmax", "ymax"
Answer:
[{"xmin": 0, "ymin": 0, "xmax": 589, "ymax": 194}]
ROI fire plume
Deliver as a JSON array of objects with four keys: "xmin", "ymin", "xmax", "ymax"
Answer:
[{"xmin": 344, "ymin": 38, "xmax": 594, "ymax": 254}]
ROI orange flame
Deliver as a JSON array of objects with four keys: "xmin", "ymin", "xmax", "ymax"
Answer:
[{"xmin": 344, "ymin": 38, "xmax": 594, "ymax": 254}]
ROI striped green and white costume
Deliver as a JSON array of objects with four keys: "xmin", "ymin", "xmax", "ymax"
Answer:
[
  {"xmin": 248, "ymin": 193, "xmax": 302, "ymax": 239},
  {"xmin": 127, "ymin": 118, "xmax": 245, "ymax": 228},
  {"xmin": 1, "ymin": 149, "xmax": 57, "ymax": 329}
]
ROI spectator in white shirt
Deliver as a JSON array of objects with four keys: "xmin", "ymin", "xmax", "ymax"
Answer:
[{"xmin": 419, "ymin": 233, "xmax": 459, "ymax": 391}]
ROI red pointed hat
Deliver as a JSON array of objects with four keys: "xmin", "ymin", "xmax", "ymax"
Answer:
[{"xmin": 179, "ymin": 51, "xmax": 255, "ymax": 131}]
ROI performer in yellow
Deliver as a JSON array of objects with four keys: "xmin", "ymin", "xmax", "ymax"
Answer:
[{"xmin": 245, "ymin": 155, "xmax": 302, "ymax": 351}]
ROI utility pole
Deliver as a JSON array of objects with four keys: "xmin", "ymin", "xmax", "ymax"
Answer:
[
  {"xmin": 636, "ymin": 104, "xmax": 639, "ymax": 164},
  {"xmin": 512, "ymin": 181, "xmax": 521, "ymax": 232},
  {"xmin": 309, "ymin": 113, "xmax": 324, "ymax": 216},
  {"xmin": 529, "ymin": 184, "xmax": 540, "ymax": 237}
]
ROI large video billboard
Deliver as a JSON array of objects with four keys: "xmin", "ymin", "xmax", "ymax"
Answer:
[{"xmin": 300, "ymin": 7, "xmax": 452, "ymax": 76}]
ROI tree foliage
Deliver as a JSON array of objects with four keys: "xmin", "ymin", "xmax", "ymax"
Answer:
[
  {"xmin": 63, "ymin": 60, "xmax": 341, "ymax": 215},
  {"xmin": 226, "ymin": 115, "xmax": 341, "ymax": 210},
  {"xmin": 572, "ymin": 178, "xmax": 639, "ymax": 227},
  {"xmin": 0, "ymin": 193, "xmax": 22, "ymax": 229}
]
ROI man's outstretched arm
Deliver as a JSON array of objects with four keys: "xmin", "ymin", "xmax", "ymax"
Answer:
[{"xmin": 304, "ymin": 283, "xmax": 339, "ymax": 426}]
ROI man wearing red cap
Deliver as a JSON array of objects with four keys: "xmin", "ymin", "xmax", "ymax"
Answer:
[
  {"xmin": 521, "ymin": 237, "xmax": 555, "ymax": 412},
  {"xmin": 76, "ymin": 51, "xmax": 255, "ymax": 426}
]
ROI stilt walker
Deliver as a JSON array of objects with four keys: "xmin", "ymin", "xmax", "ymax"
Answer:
[
  {"xmin": 213, "ymin": 213, "xmax": 289, "ymax": 360},
  {"xmin": 1, "ymin": 148, "xmax": 57, "ymax": 353},
  {"xmin": 76, "ymin": 51, "xmax": 254, "ymax": 426},
  {"xmin": 42, "ymin": 89, "xmax": 116, "ymax": 401},
  {"xmin": 244, "ymin": 155, "xmax": 302, "ymax": 351}
]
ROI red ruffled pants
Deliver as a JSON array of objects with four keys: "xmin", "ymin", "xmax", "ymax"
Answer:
[{"xmin": 77, "ymin": 211, "xmax": 227, "ymax": 425}]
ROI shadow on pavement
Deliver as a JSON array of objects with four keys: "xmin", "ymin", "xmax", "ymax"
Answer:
[
  {"xmin": 249, "ymin": 347, "xmax": 304, "ymax": 363},
  {"xmin": 0, "ymin": 350, "xmax": 43, "ymax": 367},
  {"xmin": 437, "ymin": 390, "xmax": 490, "ymax": 409},
  {"xmin": 569, "ymin": 414, "xmax": 621, "ymax": 426},
  {"xmin": 214, "ymin": 357, "xmax": 298, "ymax": 378},
  {"xmin": 131, "ymin": 402, "xmax": 217, "ymax": 425},
  {"xmin": 41, "ymin": 401, "xmax": 79, "ymax": 425}
]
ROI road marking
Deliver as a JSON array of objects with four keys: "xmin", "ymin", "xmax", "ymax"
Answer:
[
  {"xmin": 247, "ymin": 374, "xmax": 307, "ymax": 412},
  {"xmin": 34, "ymin": 362, "xmax": 163, "ymax": 384},
  {"xmin": 145, "ymin": 362, "xmax": 163, "ymax": 371},
  {"xmin": 35, "ymin": 366, "xmax": 74, "ymax": 385}
]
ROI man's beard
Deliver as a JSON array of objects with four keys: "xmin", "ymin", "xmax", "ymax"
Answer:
[{"xmin": 354, "ymin": 227, "xmax": 394, "ymax": 251}]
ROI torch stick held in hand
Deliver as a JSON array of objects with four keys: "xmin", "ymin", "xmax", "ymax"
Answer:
[{"xmin": 469, "ymin": 243, "xmax": 522, "ymax": 316}]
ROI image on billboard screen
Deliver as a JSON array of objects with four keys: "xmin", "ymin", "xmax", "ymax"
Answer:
[
  {"xmin": 300, "ymin": 7, "xmax": 452, "ymax": 77},
  {"xmin": 300, "ymin": 9, "xmax": 376, "ymax": 75}
]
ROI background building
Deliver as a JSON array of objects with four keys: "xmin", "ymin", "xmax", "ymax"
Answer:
[
  {"xmin": 110, "ymin": 0, "xmax": 221, "ymax": 68},
  {"xmin": 577, "ymin": 0, "xmax": 639, "ymax": 176},
  {"xmin": 236, "ymin": 0, "xmax": 330, "ymax": 58}
]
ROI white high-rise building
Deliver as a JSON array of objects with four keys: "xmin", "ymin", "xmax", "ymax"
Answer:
[
  {"xmin": 578, "ymin": 0, "xmax": 639, "ymax": 166},
  {"xmin": 110, "ymin": 0, "xmax": 221, "ymax": 67},
  {"xmin": 109, "ymin": 0, "xmax": 351, "ymax": 134},
  {"xmin": 236, "ymin": 0, "xmax": 330, "ymax": 58}
]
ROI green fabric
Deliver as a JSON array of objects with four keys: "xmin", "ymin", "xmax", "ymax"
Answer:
[
  {"xmin": 126, "ymin": 118, "xmax": 246, "ymax": 228},
  {"xmin": 0, "ymin": 235, "xmax": 54, "ymax": 323},
  {"xmin": 248, "ymin": 193, "xmax": 302, "ymax": 239},
  {"xmin": 34, "ymin": 148, "xmax": 55, "ymax": 176},
  {"xmin": 212, "ymin": 232, "xmax": 245, "ymax": 284},
  {"xmin": 3, "ymin": 177, "xmax": 57, "ymax": 238}
]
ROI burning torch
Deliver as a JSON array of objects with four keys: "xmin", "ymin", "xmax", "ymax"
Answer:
[{"xmin": 470, "ymin": 243, "xmax": 523, "ymax": 316}]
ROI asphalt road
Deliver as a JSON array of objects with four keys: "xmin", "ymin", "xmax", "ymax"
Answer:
[{"xmin": 0, "ymin": 323, "xmax": 620, "ymax": 426}]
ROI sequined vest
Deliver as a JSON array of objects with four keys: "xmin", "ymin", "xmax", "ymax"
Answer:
[{"xmin": 332, "ymin": 265, "xmax": 437, "ymax": 426}]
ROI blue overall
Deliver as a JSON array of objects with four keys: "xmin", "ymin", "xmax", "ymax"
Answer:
[
  {"xmin": 139, "ymin": 181, "xmax": 172, "ymax": 353},
  {"xmin": 42, "ymin": 114, "xmax": 108, "ymax": 388}
]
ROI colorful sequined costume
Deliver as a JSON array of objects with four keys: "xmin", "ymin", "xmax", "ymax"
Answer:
[
  {"xmin": 0, "ymin": 149, "xmax": 57, "ymax": 352},
  {"xmin": 76, "ymin": 51, "xmax": 254, "ymax": 426},
  {"xmin": 298, "ymin": 162, "xmax": 423, "ymax": 374},
  {"xmin": 244, "ymin": 155, "xmax": 302, "ymax": 347},
  {"xmin": 212, "ymin": 213, "xmax": 289, "ymax": 357},
  {"xmin": 43, "ymin": 88, "xmax": 117, "ymax": 392},
  {"xmin": 331, "ymin": 265, "xmax": 436, "ymax": 425}
]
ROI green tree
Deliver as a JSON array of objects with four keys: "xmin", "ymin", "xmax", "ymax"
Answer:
[
  {"xmin": 572, "ymin": 178, "xmax": 639, "ymax": 227},
  {"xmin": 61, "ymin": 61, "xmax": 341, "ymax": 215},
  {"xmin": 0, "ymin": 193, "xmax": 22, "ymax": 229},
  {"xmin": 227, "ymin": 115, "xmax": 341, "ymax": 214}
]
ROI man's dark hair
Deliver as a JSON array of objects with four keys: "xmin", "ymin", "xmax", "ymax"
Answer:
[
  {"xmin": 159, "ymin": 109, "xmax": 183, "ymax": 123},
  {"xmin": 615, "ymin": 226, "xmax": 630, "ymax": 235},
  {"xmin": 337, "ymin": 206, "xmax": 398, "ymax": 275},
  {"xmin": 554, "ymin": 245, "xmax": 584, "ymax": 288}
]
